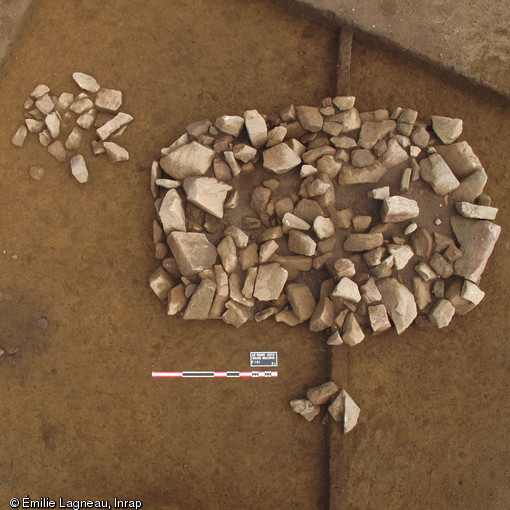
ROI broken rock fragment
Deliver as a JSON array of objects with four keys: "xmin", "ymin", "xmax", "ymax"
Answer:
[
  {"xmin": 328, "ymin": 390, "xmax": 360, "ymax": 433},
  {"xmin": 183, "ymin": 177, "xmax": 232, "ymax": 219},
  {"xmin": 167, "ymin": 232, "xmax": 217, "ymax": 276},
  {"xmin": 244, "ymin": 109, "xmax": 267, "ymax": 148},
  {"xmin": 419, "ymin": 154, "xmax": 460, "ymax": 195},
  {"xmin": 377, "ymin": 277, "xmax": 417, "ymax": 334},
  {"xmin": 149, "ymin": 266, "xmax": 174, "ymax": 300},
  {"xmin": 286, "ymin": 283, "xmax": 316, "ymax": 321},
  {"xmin": 94, "ymin": 88, "xmax": 122, "ymax": 112},
  {"xmin": 290, "ymin": 399, "xmax": 321, "ymax": 422},
  {"xmin": 183, "ymin": 279, "xmax": 216, "ymax": 320},
  {"xmin": 70, "ymin": 154, "xmax": 88, "ymax": 183},
  {"xmin": 381, "ymin": 196, "xmax": 419, "ymax": 223},
  {"xmin": 72, "ymin": 72, "xmax": 100, "ymax": 93},
  {"xmin": 431, "ymin": 115, "xmax": 463, "ymax": 144},
  {"xmin": 159, "ymin": 189, "xmax": 186, "ymax": 234},
  {"xmin": 263, "ymin": 143, "xmax": 301, "ymax": 174},
  {"xmin": 307, "ymin": 381, "xmax": 339, "ymax": 405},
  {"xmin": 253, "ymin": 263, "xmax": 288, "ymax": 301}
]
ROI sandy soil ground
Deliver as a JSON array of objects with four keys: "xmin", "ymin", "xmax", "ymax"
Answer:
[{"xmin": 0, "ymin": 1, "xmax": 508, "ymax": 509}]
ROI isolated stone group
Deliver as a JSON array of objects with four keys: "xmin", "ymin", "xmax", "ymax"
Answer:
[
  {"xmin": 11, "ymin": 72, "xmax": 132, "ymax": 182},
  {"xmin": 149, "ymin": 96, "xmax": 500, "ymax": 345}
]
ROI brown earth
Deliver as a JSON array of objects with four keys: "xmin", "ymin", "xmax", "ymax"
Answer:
[{"xmin": 0, "ymin": 1, "xmax": 508, "ymax": 510}]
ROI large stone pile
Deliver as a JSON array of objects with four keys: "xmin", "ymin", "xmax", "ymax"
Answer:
[
  {"xmin": 11, "ymin": 72, "xmax": 132, "ymax": 183},
  {"xmin": 149, "ymin": 97, "xmax": 500, "ymax": 344}
]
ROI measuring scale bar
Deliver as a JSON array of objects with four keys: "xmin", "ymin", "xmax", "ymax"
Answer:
[{"xmin": 152, "ymin": 371, "xmax": 278, "ymax": 378}]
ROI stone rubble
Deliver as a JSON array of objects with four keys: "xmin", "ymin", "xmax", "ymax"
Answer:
[
  {"xmin": 147, "ymin": 96, "xmax": 500, "ymax": 347},
  {"xmin": 12, "ymin": 73, "xmax": 133, "ymax": 183}
]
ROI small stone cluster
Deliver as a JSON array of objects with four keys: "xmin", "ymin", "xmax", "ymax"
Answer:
[
  {"xmin": 11, "ymin": 72, "xmax": 132, "ymax": 183},
  {"xmin": 290, "ymin": 381, "xmax": 360, "ymax": 433},
  {"xmin": 149, "ymin": 97, "xmax": 501, "ymax": 343}
]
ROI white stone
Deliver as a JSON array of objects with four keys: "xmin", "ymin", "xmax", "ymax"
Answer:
[
  {"xmin": 332, "ymin": 96, "xmax": 355, "ymax": 110},
  {"xmin": 70, "ymin": 154, "xmax": 89, "ymax": 183},
  {"xmin": 56, "ymin": 92, "xmax": 74, "ymax": 113},
  {"xmin": 420, "ymin": 153, "xmax": 460, "ymax": 195},
  {"xmin": 103, "ymin": 141, "xmax": 129, "ymax": 162},
  {"xmin": 371, "ymin": 186, "xmax": 390, "ymax": 200},
  {"xmin": 290, "ymin": 399, "xmax": 321, "ymax": 422},
  {"xmin": 253, "ymin": 263, "xmax": 288, "ymax": 301},
  {"xmin": 214, "ymin": 115, "xmax": 244, "ymax": 137},
  {"xmin": 431, "ymin": 115, "xmax": 463, "ymax": 144},
  {"xmin": 183, "ymin": 176, "xmax": 232, "ymax": 219},
  {"xmin": 282, "ymin": 212, "xmax": 311, "ymax": 233},
  {"xmin": 70, "ymin": 96, "xmax": 94, "ymax": 114},
  {"xmin": 300, "ymin": 164, "xmax": 318, "ymax": 178},
  {"xmin": 35, "ymin": 94, "xmax": 55, "ymax": 115},
  {"xmin": 381, "ymin": 196, "xmax": 419, "ymax": 223},
  {"xmin": 11, "ymin": 126, "xmax": 28, "ymax": 147},
  {"xmin": 266, "ymin": 126, "xmax": 287, "ymax": 148},
  {"xmin": 155, "ymin": 179, "xmax": 181, "ymax": 189},
  {"xmin": 387, "ymin": 244, "xmax": 414, "ymax": 270},
  {"xmin": 72, "ymin": 72, "xmax": 100, "ymax": 93},
  {"xmin": 77, "ymin": 109, "xmax": 96, "ymax": 129},
  {"xmin": 149, "ymin": 266, "xmax": 174, "ymax": 300},
  {"xmin": 263, "ymin": 143, "xmax": 302, "ymax": 174},
  {"xmin": 47, "ymin": 141, "xmax": 67, "ymax": 162},
  {"xmin": 461, "ymin": 280, "xmax": 485, "ymax": 305},
  {"xmin": 328, "ymin": 389, "xmax": 360, "ymax": 433},
  {"xmin": 368, "ymin": 304, "xmax": 392, "ymax": 334},
  {"xmin": 456, "ymin": 202, "xmax": 498, "ymax": 220},
  {"xmin": 313, "ymin": 216, "xmax": 335, "ymax": 239},
  {"xmin": 30, "ymin": 84, "xmax": 50, "ymax": 98},
  {"xmin": 332, "ymin": 277, "xmax": 361, "ymax": 303},
  {"xmin": 167, "ymin": 232, "xmax": 217, "ymax": 276},
  {"xmin": 39, "ymin": 130, "xmax": 52, "ymax": 147},
  {"xmin": 25, "ymin": 118, "xmax": 45, "ymax": 133},
  {"xmin": 94, "ymin": 88, "xmax": 122, "ymax": 112},
  {"xmin": 377, "ymin": 277, "xmax": 417, "ymax": 334},
  {"xmin": 94, "ymin": 111, "xmax": 132, "ymax": 140},
  {"xmin": 65, "ymin": 127, "xmax": 83, "ymax": 150},
  {"xmin": 158, "ymin": 189, "xmax": 186, "ymax": 234},
  {"xmin": 342, "ymin": 313, "xmax": 365, "ymax": 346},
  {"xmin": 224, "ymin": 150, "xmax": 241, "ymax": 177},
  {"xmin": 428, "ymin": 299, "xmax": 456, "ymax": 328},
  {"xmin": 244, "ymin": 109, "xmax": 267, "ymax": 148},
  {"xmin": 233, "ymin": 143, "xmax": 257, "ymax": 163}
]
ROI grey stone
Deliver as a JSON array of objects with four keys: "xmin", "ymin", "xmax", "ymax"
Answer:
[
  {"xmin": 411, "ymin": 125, "xmax": 430, "ymax": 148},
  {"xmin": 415, "ymin": 261, "xmax": 437, "ymax": 281},
  {"xmin": 259, "ymin": 240, "xmax": 279, "ymax": 263},
  {"xmin": 70, "ymin": 96, "xmax": 94, "ymax": 114},
  {"xmin": 167, "ymin": 232, "xmax": 217, "ymax": 277},
  {"xmin": 330, "ymin": 135, "xmax": 357, "ymax": 149},
  {"xmin": 302, "ymin": 146, "xmax": 336, "ymax": 164},
  {"xmin": 30, "ymin": 84, "xmax": 50, "ymax": 98},
  {"xmin": 431, "ymin": 115, "xmax": 463, "ymax": 144},
  {"xmin": 381, "ymin": 196, "xmax": 419, "ymax": 223},
  {"xmin": 430, "ymin": 253, "xmax": 454, "ymax": 278},
  {"xmin": 45, "ymin": 112, "xmax": 60, "ymax": 138},
  {"xmin": 387, "ymin": 244, "xmax": 414, "ymax": 270},
  {"xmin": 370, "ymin": 255, "xmax": 394, "ymax": 279},
  {"xmin": 26, "ymin": 118, "xmax": 45, "ymax": 133},
  {"xmin": 76, "ymin": 109, "xmax": 97, "ymax": 129},
  {"xmin": 377, "ymin": 277, "xmax": 417, "ymax": 334},
  {"xmin": 262, "ymin": 143, "xmax": 301, "ymax": 173},
  {"xmin": 316, "ymin": 155, "xmax": 342, "ymax": 179},
  {"xmin": 313, "ymin": 216, "xmax": 335, "ymax": 239},
  {"xmin": 419, "ymin": 153, "xmax": 460, "ymax": 195},
  {"xmin": 155, "ymin": 179, "xmax": 181, "ymax": 189},
  {"xmin": 266, "ymin": 126, "xmax": 287, "ymax": 148},
  {"xmin": 411, "ymin": 228, "xmax": 434, "ymax": 258},
  {"xmin": 451, "ymin": 216, "xmax": 501, "ymax": 283},
  {"xmin": 224, "ymin": 150, "xmax": 241, "ymax": 177},
  {"xmin": 70, "ymin": 154, "xmax": 88, "ymax": 183},
  {"xmin": 360, "ymin": 277, "xmax": 382, "ymax": 304},
  {"xmin": 351, "ymin": 148, "xmax": 375, "ymax": 167},
  {"xmin": 233, "ymin": 143, "xmax": 257, "ymax": 163},
  {"xmin": 435, "ymin": 141, "xmax": 483, "ymax": 179},
  {"xmin": 253, "ymin": 263, "xmax": 288, "ymax": 301},
  {"xmin": 183, "ymin": 177, "xmax": 232, "ymax": 219},
  {"xmin": 332, "ymin": 96, "xmax": 355, "ymax": 110},
  {"xmin": 352, "ymin": 215, "xmax": 372, "ymax": 232},
  {"xmin": 334, "ymin": 258, "xmax": 356, "ymax": 278},
  {"xmin": 300, "ymin": 164, "xmax": 318, "ymax": 178},
  {"xmin": 56, "ymin": 92, "xmax": 74, "ymax": 114},
  {"xmin": 160, "ymin": 141, "xmax": 214, "ymax": 179},
  {"xmin": 307, "ymin": 179, "xmax": 331, "ymax": 197},
  {"xmin": 400, "ymin": 167, "xmax": 412, "ymax": 192},
  {"xmin": 307, "ymin": 381, "xmax": 339, "ymax": 405}
]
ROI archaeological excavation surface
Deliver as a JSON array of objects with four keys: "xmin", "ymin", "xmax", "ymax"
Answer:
[{"xmin": 149, "ymin": 97, "xmax": 501, "ymax": 344}]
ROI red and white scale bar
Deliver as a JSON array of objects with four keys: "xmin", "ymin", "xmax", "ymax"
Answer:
[{"xmin": 152, "ymin": 371, "xmax": 278, "ymax": 378}]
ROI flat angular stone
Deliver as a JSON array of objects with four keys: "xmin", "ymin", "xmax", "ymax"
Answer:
[
  {"xmin": 381, "ymin": 138, "xmax": 409, "ymax": 168},
  {"xmin": 363, "ymin": 246, "xmax": 386, "ymax": 267},
  {"xmin": 72, "ymin": 72, "xmax": 100, "ymax": 92},
  {"xmin": 76, "ymin": 109, "xmax": 96, "ymax": 129},
  {"xmin": 294, "ymin": 199, "xmax": 324, "ymax": 224},
  {"xmin": 286, "ymin": 283, "xmax": 316, "ymax": 321},
  {"xmin": 351, "ymin": 148, "xmax": 375, "ymax": 167},
  {"xmin": 70, "ymin": 154, "xmax": 88, "ymax": 183},
  {"xmin": 159, "ymin": 189, "xmax": 186, "ymax": 234},
  {"xmin": 446, "ymin": 280, "xmax": 476, "ymax": 315},
  {"xmin": 420, "ymin": 153, "xmax": 460, "ymax": 195},
  {"xmin": 461, "ymin": 280, "xmax": 485, "ymax": 305},
  {"xmin": 241, "ymin": 267, "xmax": 258, "ymax": 299},
  {"xmin": 214, "ymin": 115, "xmax": 244, "ymax": 137},
  {"xmin": 411, "ymin": 228, "xmax": 434, "ymax": 258},
  {"xmin": 302, "ymin": 146, "xmax": 336, "ymax": 164},
  {"xmin": 352, "ymin": 215, "xmax": 371, "ymax": 232},
  {"xmin": 338, "ymin": 160, "xmax": 387, "ymax": 185},
  {"xmin": 307, "ymin": 381, "xmax": 339, "ymax": 405},
  {"xmin": 282, "ymin": 212, "xmax": 311, "ymax": 233},
  {"xmin": 35, "ymin": 94, "xmax": 55, "ymax": 115},
  {"xmin": 288, "ymin": 230, "xmax": 316, "ymax": 256},
  {"xmin": 266, "ymin": 126, "xmax": 287, "ymax": 148},
  {"xmin": 431, "ymin": 115, "xmax": 463, "ymax": 144},
  {"xmin": 65, "ymin": 126, "xmax": 83, "ymax": 150},
  {"xmin": 25, "ymin": 118, "xmax": 45, "ymax": 133},
  {"xmin": 290, "ymin": 399, "xmax": 321, "ymax": 422},
  {"xmin": 344, "ymin": 233, "xmax": 383, "ymax": 252},
  {"xmin": 149, "ymin": 266, "xmax": 174, "ymax": 300},
  {"xmin": 167, "ymin": 232, "xmax": 217, "ymax": 276},
  {"xmin": 155, "ymin": 179, "xmax": 181, "ymax": 189},
  {"xmin": 329, "ymin": 108, "xmax": 361, "ymax": 132},
  {"xmin": 327, "ymin": 330, "xmax": 343, "ymax": 345},
  {"xmin": 387, "ymin": 244, "xmax": 414, "ymax": 270},
  {"xmin": 183, "ymin": 176, "xmax": 232, "ymax": 219},
  {"xmin": 415, "ymin": 261, "xmax": 437, "ymax": 281},
  {"xmin": 370, "ymin": 255, "xmax": 394, "ymax": 279},
  {"xmin": 307, "ymin": 179, "xmax": 331, "ymax": 197},
  {"xmin": 368, "ymin": 304, "xmax": 392, "ymax": 334},
  {"xmin": 239, "ymin": 243, "xmax": 259, "ymax": 271},
  {"xmin": 316, "ymin": 155, "xmax": 342, "ymax": 179},
  {"xmin": 222, "ymin": 301, "xmax": 252, "ymax": 327},
  {"xmin": 296, "ymin": 105, "xmax": 323, "ymax": 132},
  {"xmin": 430, "ymin": 253, "xmax": 454, "ymax": 278},
  {"xmin": 30, "ymin": 84, "xmax": 50, "ymax": 98},
  {"xmin": 275, "ymin": 309, "xmax": 302, "ymax": 326},
  {"xmin": 183, "ymin": 279, "xmax": 216, "ymax": 320},
  {"xmin": 309, "ymin": 297, "xmax": 334, "ymax": 332},
  {"xmin": 332, "ymin": 96, "xmax": 355, "ymax": 110},
  {"xmin": 411, "ymin": 125, "xmax": 430, "ymax": 148},
  {"xmin": 167, "ymin": 284, "xmax": 187, "ymax": 315},
  {"xmin": 456, "ymin": 202, "xmax": 498, "ymax": 220},
  {"xmin": 451, "ymin": 216, "xmax": 501, "ymax": 283},
  {"xmin": 56, "ymin": 92, "xmax": 74, "ymax": 114},
  {"xmin": 334, "ymin": 258, "xmax": 356, "ymax": 278},
  {"xmin": 224, "ymin": 226, "xmax": 249, "ymax": 249},
  {"xmin": 329, "ymin": 389, "xmax": 360, "ymax": 433},
  {"xmin": 342, "ymin": 312, "xmax": 365, "ymax": 346},
  {"xmin": 360, "ymin": 277, "xmax": 382, "ymax": 304},
  {"xmin": 259, "ymin": 240, "xmax": 279, "ymax": 263},
  {"xmin": 377, "ymin": 277, "xmax": 417, "ymax": 334},
  {"xmin": 150, "ymin": 161, "xmax": 161, "ymax": 198},
  {"xmin": 70, "ymin": 96, "xmax": 94, "ymax": 114},
  {"xmin": 94, "ymin": 88, "xmax": 122, "ymax": 112},
  {"xmin": 428, "ymin": 299, "xmax": 455, "ymax": 328},
  {"xmin": 435, "ymin": 141, "xmax": 483, "ymax": 179},
  {"xmin": 45, "ymin": 112, "xmax": 60, "ymax": 138},
  {"xmin": 224, "ymin": 150, "xmax": 241, "ymax": 177},
  {"xmin": 413, "ymin": 276, "xmax": 432, "ymax": 310},
  {"xmin": 253, "ymin": 263, "xmax": 288, "ymax": 301},
  {"xmin": 159, "ymin": 141, "xmax": 214, "ymax": 179},
  {"xmin": 217, "ymin": 235, "xmax": 238, "ymax": 274},
  {"xmin": 381, "ymin": 196, "xmax": 419, "ymax": 223},
  {"xmin": 91, "ymin": 139, "xmax": 105, "ymax": 155},
  {"xmin": 358, "ymin": 120, "xmax": 396, "ymax": 149},
  {"xmin": 48, "ymin": 140, "xmax": 67, "ymax": 162},
  {"xmin": 452, "ymin": 169, "xmax": 487, "ymax": 202},
  {"xmin": 11, "ymin": 125, "xmax": 28, "ymax": 147},
  {"xmin": 263, "ymin": 143, "xmax": 302, "ymax": 174},
  {"xmin": 233, "ymin": 143, "xmax": 257, "ymax": 163},
  {"xmin": 332, "ymin": 277, "xmax": 361, "ymax": 303},
  {"xmin": 243, "ymin": 109, "xmax": 267, "ymax": 148},
  {"xmin": 103, "ymin": 141, "xmax": 129, "ymax": 162},
  {"xmin": 96, "ymin": 112, "xmax": 133, "ymax": 140}
]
